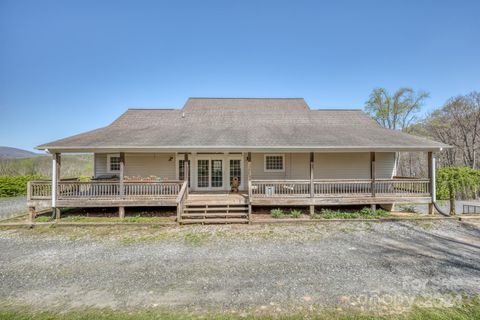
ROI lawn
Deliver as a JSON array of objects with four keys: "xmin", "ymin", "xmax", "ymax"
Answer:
[{"xmin": 1, "ymin": 299, "xmax": 480, "ymax": 319}]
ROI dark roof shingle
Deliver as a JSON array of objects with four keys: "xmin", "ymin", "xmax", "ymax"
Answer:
[{"xmin": 37, "ymin": 98, "xmax": 448, "ymax": 151}]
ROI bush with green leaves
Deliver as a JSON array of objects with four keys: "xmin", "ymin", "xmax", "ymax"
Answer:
[
  {"xmin": 0, "ymin": 175, "xmax": 43, "ymax": 197},
  {"xmin": 290, "ymin": 209, "xmax": 302, "ymax": 218},
  {"xmin": 313, "ymin": 207, "xmax": 389, "ymax": 219},
  {"xmin": 436, "ymin": 167, "xmax": 480, "ymax": 214},
  {"xmin": 270, "ymin": 208, "xmax": 285, "ymax": 218}
]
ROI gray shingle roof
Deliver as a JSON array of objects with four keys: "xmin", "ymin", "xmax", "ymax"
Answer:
[{"xmin": 37, "ymin": 98, "xmax": 449, "ymax": 152}]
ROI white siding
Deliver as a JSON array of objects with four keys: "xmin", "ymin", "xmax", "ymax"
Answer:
[
  {"xmin": 314, "ymin": 153, "xmax": 370, "ymax": 179},
  {"xmin": 124, "ymin": 153, "xmax": 176, "ymax": 179},
  {"xmin": 94, "ymin": 153, "xmax": 176, "ymax": 179},
  {"xmin": 94, "ymin": 153, "xmax": 108, "ymax": 177},
  {"xmin": 313, "ymin": 152, "xmax": 396, "ymax": 179},
  {"xmin": 93, "ymin": 151, "xmax": 396, "ymax": 181},
  {"xmin": 250, "ymin": 153, "xmax": 310, "ymax": 180},
  {"xmin": 289, "ymin": 153, "xmax": 310, "ymax": 179},
  {"xmin": 375, "ymin": 152, "xmax": 395, "ymax": 179}
]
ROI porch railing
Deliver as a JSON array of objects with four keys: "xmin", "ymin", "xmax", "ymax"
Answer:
[
  {"xmin": 28, "ymin": 180, "xmax": 183, "ymax": 201},
  {"xmin": 250, "ymin": 179, "xmax": 430, "ymax": 198}
]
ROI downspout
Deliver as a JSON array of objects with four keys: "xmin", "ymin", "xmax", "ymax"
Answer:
[
  {"xmin": 431, "ymin": 155, "xmax": 450, "ymax": 216},
  {"xmin": 46, "ymin": 149, "xmax": 57, "ymax": 220}
]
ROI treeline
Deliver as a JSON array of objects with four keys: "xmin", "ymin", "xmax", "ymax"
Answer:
[
  {"xmin": 412, "ymin": 92, "xmax": 480, "ymax": 169},
  {"xmin": 0, "ymin": 175, "xmax": 42, "ymax": 197},
  {"xmin": 365, "ymin": 88, "xmax": 480, "ymax": 176},
  {"xmin": 0, "ymin": 154, "xmax": 93, "ymax": 177}
]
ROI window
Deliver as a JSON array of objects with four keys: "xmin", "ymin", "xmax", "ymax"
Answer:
[
  {"xmin": 264, "ymin": 154, "xmax": 284, "ymax": 172},
  {"xmin": 178, "ymin": 159, "xmax": 190, "ymax": 182},
  {"xmin": 230, "ymin": 159, "xmax": 242, "ymax": 185},
  {"xmin": 107, "ymin": 154, "xmax": 121, "ymax": 173}
]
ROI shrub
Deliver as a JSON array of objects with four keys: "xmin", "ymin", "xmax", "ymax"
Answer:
[
  {"xmin": 313, "ymin": 207, "xmax": 389, "ymax": 219},
  {"xmin": 358, "ymin": 207, "xmax": 389, "ymax": 218},
  {"xmin": 0, "ymin": 175, "xmax": 43, "ymax": 197},
  {"xmin": 270, "ymin": 208, "xmax": 285, "ymax": 218},
  {"xmin": 436, "ymin": 167, "xmax": 480, "ymax": 214},
  {"xmin": 290, "ymin": 209, "xmax": 302, "ymax": 218}
]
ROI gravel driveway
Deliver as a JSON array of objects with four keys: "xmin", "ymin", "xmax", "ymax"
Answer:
[
  {"xmin": 0, "ymin": 220, "xmax": 479, "ymax": 315},
  {"xmin": 0, "ymin": 196, "xmax": 26, "ymax": 221}
]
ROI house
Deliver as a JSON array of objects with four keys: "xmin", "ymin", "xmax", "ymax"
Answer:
[{"xmin": 29, "ymin": 98, "xmax": 448, "ymax": 223}]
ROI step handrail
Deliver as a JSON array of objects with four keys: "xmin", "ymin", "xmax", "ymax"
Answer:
[{"xmin": 176, "ymin": 181, "xmax": 188, "ymax": 222}]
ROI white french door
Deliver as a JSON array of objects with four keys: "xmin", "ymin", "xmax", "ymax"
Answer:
[
  {"xmin": 196, "ymin": 158, "xmax": 224, "ymax": 190},
  {"xmin": 178, "ymin": 154, "xmax": 244, "ymax": 191}
]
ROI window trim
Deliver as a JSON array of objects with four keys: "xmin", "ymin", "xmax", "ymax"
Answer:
[
  {"xmin": 107, "ymin": 154, "xmax": 121, "ymax": 173},
  {"xmin": 264, "ymin": 154, "xmax": 285, "ymax": 172}
]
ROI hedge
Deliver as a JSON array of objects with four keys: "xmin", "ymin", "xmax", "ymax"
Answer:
[{"xmin": 0, "ymin": 175, "xmax": 43, "ymax": 197}]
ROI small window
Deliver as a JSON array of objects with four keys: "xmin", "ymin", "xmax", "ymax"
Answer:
[
  {"xmin": 107, "ymin": 154, "xmax": 121, "ymax": 173},
  {"xmin": 264, "ymin": 154, "xmax": 284, "ymax": 172}
]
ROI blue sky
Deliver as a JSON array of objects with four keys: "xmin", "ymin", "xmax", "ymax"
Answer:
[{"xmin": 1, "ymin": 0, "xmax": 479, "ymax": 151}]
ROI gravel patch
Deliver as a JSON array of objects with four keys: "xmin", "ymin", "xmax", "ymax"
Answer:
[
  {"xmin": 0, "ymin": 196, "xmax": 26, "ymax": 221},
  {"xmin": 399, "ymin": 200, "xmax": 480, "ymax": 215},
  {"xmin": 0, "ymin": 220, "xmax": 479, "ymax": 314}
]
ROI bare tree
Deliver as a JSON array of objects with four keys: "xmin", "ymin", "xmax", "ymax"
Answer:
[
  {"xmin": 423, "ymin": 92, "xmax": 480, "ymax": 169},
  {"xmin": 365, "ymin": 87, "xmax": 429, "ymax": 175},
  {"xmin": 365, "ymin": 87, "xmax": 429, "ymax": 131}
]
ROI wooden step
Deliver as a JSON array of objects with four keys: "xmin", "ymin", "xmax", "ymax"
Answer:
[
  {"xmin": 180, "ymin": 218, "xmax": 249, "ymax": 224},
  {"xmin": 184, "ymin": 207, "xmax": 248, "ymax": 212},
  {"xmin": 182, "ymin": 212, "xmax": 248, "ymax": 218}
]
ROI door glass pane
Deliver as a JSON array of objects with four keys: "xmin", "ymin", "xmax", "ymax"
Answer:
[
  {"xmin": 179, "ymin": 160, "xmax": 190, "ymax": 186},
  {"xmin": 197, "ymin": 160, "xmax": 209, "ymax": 188},
  {"xmin": 211, "ymin": 160, "xmax": 223, "ymax": 188},
  {"xmin": 230, "ymin": 159, "xmax": 241, "ymax": 185}
]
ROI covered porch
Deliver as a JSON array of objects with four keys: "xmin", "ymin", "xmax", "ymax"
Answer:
[{"xmin": 26, "ymin": 150, "xmax": 436, "ymax": 223}]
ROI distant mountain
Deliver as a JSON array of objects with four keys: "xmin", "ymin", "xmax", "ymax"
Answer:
[{"xmin": 0, "ymin": 147, "xmax": 41, "ymax": 160}]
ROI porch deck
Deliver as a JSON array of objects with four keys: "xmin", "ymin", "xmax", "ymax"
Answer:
[
  {"xmin": 27, "ymin": 178, "xmax": 432, "ymax": 210},
  {"xmin": 187, "ymin": 192, "xmax": 249, "ymax": 205}
]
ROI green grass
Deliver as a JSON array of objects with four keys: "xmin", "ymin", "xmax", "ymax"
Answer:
[
  {"xmin": 313, "ymin": 207, "xmax": 390, "ymax": 219},
  {"xmin": 184, "ymin": 231, "xmax": 211, "ymax": 244},
  {"xmin": 35, "ymin": 216, "xmax": 51, "ymax": 222},
  {"xmin": 0, "ymin": 298, "xmax": 479, "ymax": 319}
]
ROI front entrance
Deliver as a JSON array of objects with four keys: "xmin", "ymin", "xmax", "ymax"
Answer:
[
  {"xmin": 197, "ymin": 158, "xmax": 224, "ymax": 190},
  {"xmin": 178, "ymin": 154, "xmax": 243, "ymax": 191}
]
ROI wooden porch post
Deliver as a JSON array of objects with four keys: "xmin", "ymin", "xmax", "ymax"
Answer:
[
  {"xmin": 247, "ymin": 152, "xmax": 252, "ymax": 219},
  {"xmin": 427, "ymin": 151, "xmax": 435, "ymax": 215},
  {"xmin": 370, "ymin": 152, "xmax": 376, "ymax": 211},
  {"xmin": 310, "ymin": 152, "xmax": 315, "ymax": 215},
  {"xmin": 52, "ymin": 153, "xmax": 61, "ymax": 220},
  {"xmin": 28, "ymin": 206, "xmax": 35, "ymax": 224},
  {"xmin": 184, "ymin": 153, "xmax": 189, "ymax": 189},
  {"xmin": 119, "ymin": 152, "xmax": 125, "ymax": 219}
]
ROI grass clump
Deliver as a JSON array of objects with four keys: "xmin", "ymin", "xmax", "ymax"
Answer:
[
  {"xmin": 270, "ymin": 208, "xmax": 285, "ymax": 218},
  {"xmin": 399, "ymin": 205, "xmax": 418, "ymax": 213},
  {"xmin": 184, "ymin": 232, "xmax": 210, "ymax": 245},
  {"xmin": 35, "ymin": 216, "xmax": 51, "ymax": 222},
  {"xmin": 313, "ymin": 207, "xmax": 390, "ymax": 219}
]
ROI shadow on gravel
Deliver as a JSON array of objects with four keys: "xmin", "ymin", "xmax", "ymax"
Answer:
[{"xmin": 363, "ymin": 222, "xmax": 480, "ymax": 274}]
